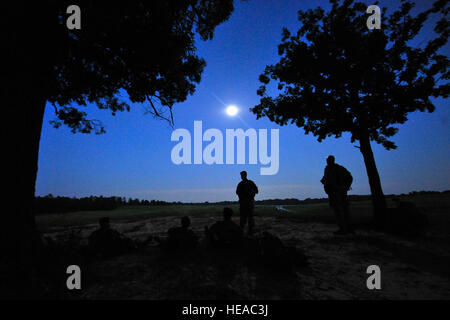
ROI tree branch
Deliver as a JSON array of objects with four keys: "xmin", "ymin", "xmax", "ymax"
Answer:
[{"xmin": 145, "ymin": 95, "xmax": 174, "ymax": 128}]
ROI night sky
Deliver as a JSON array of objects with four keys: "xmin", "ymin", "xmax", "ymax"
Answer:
[{"xmin": 36, "ymin": 0, "xmax": 449, "ymax": 202}]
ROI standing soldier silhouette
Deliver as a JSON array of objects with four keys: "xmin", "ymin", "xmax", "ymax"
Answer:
[
  {"xmin": 321, "ymin": 155, "xmax": 354, "ymax": 235},
  {"xmin": 236, "ymin": 171, "xmax": 258, "ymax": 235}
]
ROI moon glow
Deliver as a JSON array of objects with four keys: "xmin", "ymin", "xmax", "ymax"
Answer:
[{"xmin": 226, "ymin": 105, "xmax": 238, "ymax": 116}]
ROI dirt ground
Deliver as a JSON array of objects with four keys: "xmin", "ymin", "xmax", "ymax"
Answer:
[{"xmin": 44, "ymin": 211, "xmax": 450, "ymax": 300}]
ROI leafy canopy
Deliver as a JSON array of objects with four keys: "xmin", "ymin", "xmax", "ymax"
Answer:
[
  {"xmin": 27, "ymin": 1, "xmax": 235, "ymax": 133},
  {"xmin": 252, "ymin": 0, "xmax": 449, "ymax": 149}
]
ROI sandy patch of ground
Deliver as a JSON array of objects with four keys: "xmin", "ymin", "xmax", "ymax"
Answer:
[{"xmin": 48, "ymin": 216, "xmax": 450, "ymax": 300}]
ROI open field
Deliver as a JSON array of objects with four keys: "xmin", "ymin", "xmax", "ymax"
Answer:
[{"xmin": 36, "ymin": 193, "xmax": 450, "ymax": 299}]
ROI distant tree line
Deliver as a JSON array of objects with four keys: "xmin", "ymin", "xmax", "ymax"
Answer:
[
  {"xmin": 34, "ymin": 194, "xmax": 173, "ymax": 215},
  {"xmin": 35, "ymin": 190, "xmax": 450, "ymax": 215}
]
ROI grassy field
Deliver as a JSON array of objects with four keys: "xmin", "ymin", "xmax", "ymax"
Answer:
[{"xmin": 37, "ymin": 193, "xmax": 450, "ymax": 236}]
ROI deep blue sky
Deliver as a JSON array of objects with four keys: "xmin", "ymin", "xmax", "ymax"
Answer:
[{"xmin": 36, "ymin": 0, "xmax": 449, "ymax": 202}]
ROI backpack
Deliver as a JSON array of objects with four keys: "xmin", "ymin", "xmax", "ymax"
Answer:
[{"xmin": 337, "ymin": 165, "xmax": 353, "ymax": 191}]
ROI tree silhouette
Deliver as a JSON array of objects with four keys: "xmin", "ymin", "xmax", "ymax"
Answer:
[
  {"xmin": 252, "ymin": 0, "xmax": 449, "ymax": 228},
  {"xmin": 3, "ymin": 1, "xmax": 234, "ymax": 292}
]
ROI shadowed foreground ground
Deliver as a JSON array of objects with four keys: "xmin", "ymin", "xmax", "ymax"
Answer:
[{"xmin": 38, "ymin": 194, "xmax": 450, "ymax": 299}]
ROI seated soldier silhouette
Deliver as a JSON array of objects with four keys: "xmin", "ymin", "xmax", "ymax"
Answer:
[
  {"xmin": 161, "ymin": 216, "xmax": 198, "ymax": 251},
  {"xmin": 88, "ymin": 217, "xmax": 135, "ymax": 258},
  {"xmin": 206, "ymin": 207, "xmax": 243, "ymax": 249}
]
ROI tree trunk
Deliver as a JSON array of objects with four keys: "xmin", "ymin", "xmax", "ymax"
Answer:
[
  {"xmin": 358, "ymin": 132, "xmax": 387, "ymax": 229},
  {"xmin": 2, "ymin": 88, "xmax": 47, "ymax": 298},
  {"xmin": 2, "ymin": 9, "xmax": 49, "ymax": 297}
]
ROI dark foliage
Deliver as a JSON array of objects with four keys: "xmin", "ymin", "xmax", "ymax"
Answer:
[
  {"xmin": 33, "ymin": 195, "xmax": 177, "ymax": 214},
  {"xmin": 34, "ymin": 195, "xmax": 119, "ymax": 214},
  {"xmin": 253, "ymin": 0, "xmax": 448, "ymax": 147},
  {"xmin": 5, "ymin": 1, "xmax": 236, "ymax": 131}
]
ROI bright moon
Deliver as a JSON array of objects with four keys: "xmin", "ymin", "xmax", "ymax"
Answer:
[{"xmin": 226, "ymin": 105, "xmax": 238, "ymax": 116}]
